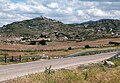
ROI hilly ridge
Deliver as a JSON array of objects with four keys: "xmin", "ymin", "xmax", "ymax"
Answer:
[
  {"xmin": 0, "ymin": 17, "xmax": 120, "ymax": 40},
  {"xmin": 68, "ymin": 19, "xmax": 120, "ymax": 40},
  {"xmin": 69, "ymin": 19, "xmax": 120, "ymax": 30},
  {"xmin": 0, "ymin": 17, "xmax": 67, "ymax": 36},
  {"xmin": 0, "ymin": 17, "xmax": 82, "ymax": 37}
]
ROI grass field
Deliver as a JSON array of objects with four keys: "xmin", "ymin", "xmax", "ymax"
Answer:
[
  {"xmin": 0, "ymin": 45, "xmax": 120, "ymax": 57},
  {"xmin": 3, "ymin": 59, "xmax": 120, "ymax": 83}
]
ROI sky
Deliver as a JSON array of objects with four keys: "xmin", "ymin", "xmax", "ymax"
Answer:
[{"xmin": 0, "ymin": 0, "xmax": 120, "ymax": 26}]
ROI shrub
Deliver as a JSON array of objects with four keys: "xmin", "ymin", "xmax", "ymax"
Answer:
[
  {"xmin": 44, "ymin": 65, "xmax": 54, "ymax": 75},
  {"xmin": 68, "ymin": 47, "xmax": 72, "ymax": 50},
  {"xmin": 85, "ymin": 45, "xmax": 91, "ymax": 48}
]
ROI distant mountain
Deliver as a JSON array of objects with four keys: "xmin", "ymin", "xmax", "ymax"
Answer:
[
  {"xmin": 71, "ymin": 19, "xmax": 120, "ymax": 30},
  {"xmin": 80, "ymin": 20, "xmax": 95, "ymax": 25},
  {"xmin": 0, "ymin": 17, "xmax": 120, "ymax": 40},
  {"xmin": 68, "ymin": 19, "xmax": 120, "ymax": 40}
]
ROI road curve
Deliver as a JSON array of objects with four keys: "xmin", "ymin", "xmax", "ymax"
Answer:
[{"xmin": 0, "ymin": 52, "xmax": 117, "ymax": 82}]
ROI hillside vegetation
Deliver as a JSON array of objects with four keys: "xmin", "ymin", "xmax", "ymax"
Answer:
[
  {"xmin": 0, "ymin": 17, "xmax": 82, "ymax": 38},
  {"xmin": 68, "ymin": 19, "xmax": 120, "ymax": 40},
  {"xmin": 0, "ymin": 17, "xmax": 120, "ymax": 40}
]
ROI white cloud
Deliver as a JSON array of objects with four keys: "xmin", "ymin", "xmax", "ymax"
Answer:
[
  {"xmin": 87, "ymin": 8, "xmax": 108, "ymax": 17},
  {"xmin": 56, "ymin": 7, "xmax": 73, "ymax": 15},
  {"xmin": 47, "ymin": 2, "xmax": 59, "ymax": 9},
  {"xmin": 77, "ymin": 10, "xmax": 85, "ymax": 16},
  {"xmin": 111, "ymin": 10, "xmax": 120, "ymax": 17}
]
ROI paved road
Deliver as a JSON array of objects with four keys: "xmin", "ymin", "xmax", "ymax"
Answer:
[{"xmin": 0, "ymin": 52, "xmax": 117, "ymax": 82}]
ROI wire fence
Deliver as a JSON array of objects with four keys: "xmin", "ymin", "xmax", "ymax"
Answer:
[
  {"xmin": 0, "ymin": 55, "xmax": 48, "ymax": 63},
  {"xmin": 0, "ymin": 48, "xmax": 120, "ymax": 64}
]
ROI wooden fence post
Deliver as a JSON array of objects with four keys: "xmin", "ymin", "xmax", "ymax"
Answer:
[
  {"xmin": 11, "ymin": 56, "xmax": 14, "ymax": 62},
  {"xmin": 5, "ymin": 55, "xmax": 7, "ymax": 63},
  {"xmin": 19, "ymin": 55, "xmax": 21, "ymax": 62}
]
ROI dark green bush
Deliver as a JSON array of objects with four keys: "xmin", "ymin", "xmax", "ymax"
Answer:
[
  {"xmin": 68, "ymin": 47, "xmax": 72, "ymax": 50},
  {"xmin": 85, "ymin": 45, "xmax": 91, "ymax": 48}
]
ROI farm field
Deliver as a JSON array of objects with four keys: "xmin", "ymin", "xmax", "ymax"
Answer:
[
  {"xmin": 1, "ymin": 46, "xmax": 119, "ymax": 57},
  {"xmin": 0, "ymin": 38, "xmax": 120, "ymax": 51},
  {"xmin": 0, "ymin": 38, "xmax": 120, "ymax": 57}
]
